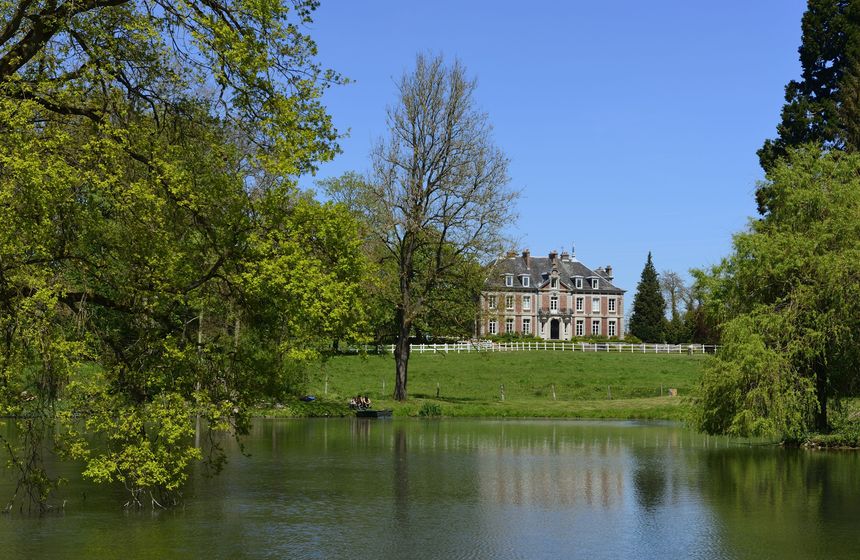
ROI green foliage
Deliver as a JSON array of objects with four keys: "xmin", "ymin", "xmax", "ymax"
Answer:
[
  {"xmin": 0, "ymin": 1, "xmax": 366, "ymax": 508},
  {"xmin": 664, "ymin": 316, "xmax": 691, "ymax": 344},
  {"xmin": 694, "ymin": 146, "xmax": 860, "ymax": 439},
  {"xmin": 417, "ymin": 402, "xmax": 443, "ymax": 417},
  {"xmin": 757, "ymin": 0, "xmax": 860, "ymax": 212},
  {"xmin": 682, "ymin": 268, "xmax": 722, "ymax": 344},
  {"xmin": 810, "ymin": 400, "xmax": 860, "ymax": 446},
  {"xmin": 629, "ymin": 253, "xmax": 667, "ymax": 342},
  {"xmin": 693, "ymin": 315, "xmax": 817, "ymax": 440},
  {"xmin": 59, "ymin": 388, "xmax": 203, "ymax": 508},
  {"xmin": 255, "ymin": 398, "xmax": 352, "ymax": 418}
]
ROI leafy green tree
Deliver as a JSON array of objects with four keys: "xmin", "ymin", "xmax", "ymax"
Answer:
[
  {"xmin": 0, "ymin": 1, "xmax": 364, "ymax": 509},
  {"xmin": 694, "ymin": 146, "xmax": 860, "ymax": 439},
  {"xmin": 628, "ymin": 253, "xmax": 666, "ymax": 342},
  {"xmin": 682, "ymin": 268, "xmax": 721, "ymax": 345},
  {"xmin": 757, "ymin": 0, "xmax": 860, "ymax": 213}
]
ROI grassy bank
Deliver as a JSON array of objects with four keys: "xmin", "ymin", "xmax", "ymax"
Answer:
[{"xmin": 261, "ymin": 350, "xmax": 707, "ymax": 420}]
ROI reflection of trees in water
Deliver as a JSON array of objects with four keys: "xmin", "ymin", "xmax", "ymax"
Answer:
[
  {"xmin": 352, "ymin": 417, "xmax": 373, "ymax": 443},
  {"xmin": 394, "ymin": 426, "xmax": 408, "ymax": 521},
  {"xmin": 629, "ymin": 429, "xmax": 696, "ymax": 513},
  {"xmin": 703, "ymin": 448, "xmax": 860, "ymax": 513},
  {"xmin": 695, "ymin": 447, "xmax": 860, "ymax": 558},
  {"xmin": 632, "ymin": 448, "xmax": 668, "ymax": 511}
]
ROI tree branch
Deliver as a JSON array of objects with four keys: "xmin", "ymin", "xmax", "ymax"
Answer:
[{"xmin": 0, "ymin": 0, "xmax": 130, "ymax": 80}]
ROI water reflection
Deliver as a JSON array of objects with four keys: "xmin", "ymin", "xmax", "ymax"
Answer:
[
  {"xmin": 393, "ymin": 425, "xmax": 408, "ymax": 523},
  {"xmin": 695, "ymin": 446, "xmax": 860, "ymax": 558},
  {"xmin": 477, "ymin": 432, "xmax": 626, "ymax": 509},
  {"xmin": 2, "ymin": 419, "xmax": 860, "ymax": 559}
]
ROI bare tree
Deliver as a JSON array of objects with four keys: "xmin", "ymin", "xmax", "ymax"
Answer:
[
  {"xmin": 370, "ymin": 53, "xmax": 517, "ymax": 401},
  {"xmin": 659, "ymin": 270, "xmax": 688, "ymax": 320}
]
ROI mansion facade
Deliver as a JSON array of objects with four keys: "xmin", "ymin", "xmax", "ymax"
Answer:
[{"xmin": 480, "ymin": 249, "xmax": 625, "ymax": 340}]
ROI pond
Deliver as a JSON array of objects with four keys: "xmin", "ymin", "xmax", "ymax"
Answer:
[{"xmin": 2, "ymin": 418, "xmax": 859, "ymax": 559}]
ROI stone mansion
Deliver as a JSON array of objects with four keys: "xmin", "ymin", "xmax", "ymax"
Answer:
[{"xmin": 480, "ymin": 249, "xmax": 625, "ymax": 340}]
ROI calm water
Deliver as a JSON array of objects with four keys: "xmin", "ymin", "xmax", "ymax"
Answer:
[{"xmin": 2, "ymin": 418, "xmax": 859, "ymax": 559}]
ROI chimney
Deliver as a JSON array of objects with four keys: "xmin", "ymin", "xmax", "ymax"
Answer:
[
  {"xmin": 506, "ymin": 250, "xmax": 517, "ymax": 259},
  {"xmin": 549, "ymin": 250, "xmax": 558, "ymax": 261},
  {"xmin": 606, "ymin": 265, "xmax": 613, "ymax": 281},
  {"xmin": 561, "ymin": 251, "xmax": 570, "ymax": 262},
  {"xmin": 522, "ymin": 249, "xmax": 530, "ymax": 268}
]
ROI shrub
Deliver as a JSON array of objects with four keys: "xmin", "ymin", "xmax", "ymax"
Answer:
[{"xmin": 418, "ymin": 402, "xmax": 443, "ymax": 417}]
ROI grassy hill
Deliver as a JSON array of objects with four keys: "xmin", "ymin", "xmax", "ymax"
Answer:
[{"xmin": 272, "ymin": 350, "xmax": 708, "ymax": 420}]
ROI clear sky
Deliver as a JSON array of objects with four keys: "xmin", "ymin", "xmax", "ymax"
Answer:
[{"xmin": 300, "ymin": 0, "xmax": 808, "ymax": 297}]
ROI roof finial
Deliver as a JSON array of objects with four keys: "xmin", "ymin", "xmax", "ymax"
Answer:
[{"xmin": 571, "ymin": 243, "xmax": 576, "ymax": 261}]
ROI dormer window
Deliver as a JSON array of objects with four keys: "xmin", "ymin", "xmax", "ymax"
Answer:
[
  {"xmin": 591, "ymin": 278, "xmax": 599, "ymax": 289},
  {"xmin": 521, "ymin": 276, "xmax": 530, "ymax": 287},
  {"xmin": 574, "ymin": 277, "xmax": 583, "ymax": 289},
  {"xmin": 505, "ymin": 274, "xmax": 513, "ymax": 287}
]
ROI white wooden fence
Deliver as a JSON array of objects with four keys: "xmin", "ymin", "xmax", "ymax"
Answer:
[{"xmin": 368, "ymin": 341, "xmax": 719, "ymax": 355}]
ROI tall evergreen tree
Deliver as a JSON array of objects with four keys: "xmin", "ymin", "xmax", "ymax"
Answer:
[
  {"xmin": 629, "ymin": 253, "xmax": 666, "ymax": 342},
  {"xmin": 757, "ymin": 0, "xmax": 860, "ymax": 213}
]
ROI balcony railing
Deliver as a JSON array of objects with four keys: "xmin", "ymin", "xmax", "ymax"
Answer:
[{"xmin": 537, "ymin": 307, "xmax": 573, "ymax": 319}]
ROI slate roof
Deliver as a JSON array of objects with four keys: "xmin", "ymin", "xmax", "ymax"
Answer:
[{"xmin": 485, "ymin": 253, "xmax": 625, "ymax": 294}]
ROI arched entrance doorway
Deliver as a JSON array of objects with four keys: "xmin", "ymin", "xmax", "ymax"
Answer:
[{"xmin": 550, "ymin": 319, "xmax": 560, "ymax": 340}]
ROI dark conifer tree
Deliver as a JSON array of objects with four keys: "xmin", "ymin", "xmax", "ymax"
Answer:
[
  {"xmin": 757, "ymin": 0, "xmax": 860, "ymax": 213},
  {"xmin": 629, "ymin": 253, "xmax": 666, "ymax": 342}
]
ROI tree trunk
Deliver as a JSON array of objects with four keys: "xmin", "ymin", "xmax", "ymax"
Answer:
[
  {"xmin": 394, "ymin": 309, "xmax": 411, "ymax": 401},
  {"xmin": 815, "ymin": 365, "xmax": 828, "ymax": 433}
]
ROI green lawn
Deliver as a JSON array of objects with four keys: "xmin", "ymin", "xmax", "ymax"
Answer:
[{"xmin": 281, "ymin": 350, "xmax": 708, "ymax": 420}]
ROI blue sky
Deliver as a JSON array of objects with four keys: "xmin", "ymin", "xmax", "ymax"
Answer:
[{"xmin": 301, "ymin": 0, "xmax": 808, "ymax": 297}]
